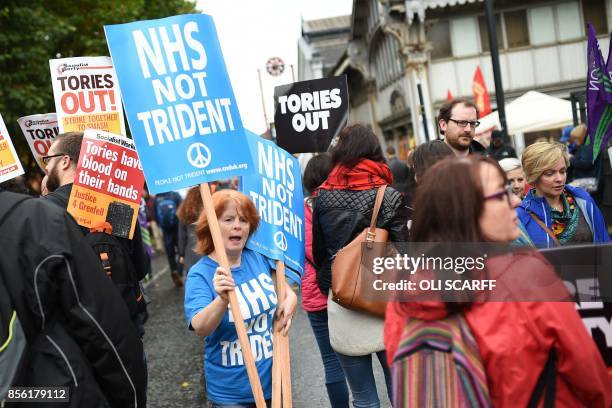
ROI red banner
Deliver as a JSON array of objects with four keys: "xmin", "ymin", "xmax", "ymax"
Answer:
[{"xmin": 472, "ymin": 66, "xmax": 491, "ymax": 116}]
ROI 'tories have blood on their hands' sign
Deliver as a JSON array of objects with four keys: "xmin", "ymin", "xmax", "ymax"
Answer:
[
  {"xmin": 0, "ymin": 114, "xmax": 25, "ymax": 183},
  {"xmin": 104, "ymin": 14, "xmax": 252, "ymax": 194},
  {"xmin": 274, "ymin": 76, "xmax": 349, "ymax": 153},
  {"xmin": 49, "ymin": 56, "xmax": 126, "ymax": 135},
  {"xmin": 241, "ymin": 131, "xmax": 305, "ymax": 281},
  {"xmin": 17, "ymin": 113, "xmax": 59, "ymax": 171},
  {"xmin": 68, "ymin": 129, "xmax": 145, "ymax": 239}
]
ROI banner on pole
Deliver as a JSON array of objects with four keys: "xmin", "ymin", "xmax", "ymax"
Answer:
[
  {"xmin": 67, "ymin": 129, "xmax": 145, "ymax": 239},
  {"xmin": 240, "ymin": 131, "xmax": 305, "ymax": 281},
  {"xmin": 50, "ymin": 56, "xmax": 126, "ymax": 135},
  {"xmin": 274, "ymin": 76, "xmax": 349, "ymax": 153},
  {"xmin": 0, "ymin": 114, "xmax": 25, "ymax": 183},
  {"xmin": 17, "ymin": 113, "xmax": 59, "ymax": 171},
  {"xmin": 104, "ymin": 14, "xmax": 253, "ymax": 194}
]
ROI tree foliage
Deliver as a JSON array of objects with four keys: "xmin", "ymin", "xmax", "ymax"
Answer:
[{"xmin": 0, "ymin": 0, "xmax": 198, "ymax": 182}]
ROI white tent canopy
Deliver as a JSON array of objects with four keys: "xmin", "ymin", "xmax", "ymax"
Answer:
[{"xmin": 475, "ymin": 90, "xmax": 573, "ymax": 135}]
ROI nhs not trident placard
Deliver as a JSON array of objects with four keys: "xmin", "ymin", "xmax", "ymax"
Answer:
[
  {"xmin": 105, "ymin": 14, "xmax": 253, "ymax": 194},
  {"xmin": 241, "ymin": 131, "xmax": 305, "ymax": 282}
]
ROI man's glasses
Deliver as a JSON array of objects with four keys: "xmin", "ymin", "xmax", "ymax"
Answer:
[
  {"xmin": 483, "ymin": 183, "xmax": 515, "ymax": 206},
  {"xmin": 448, "ymin": 118, "xmax": 480, "ymax": 129},
  {"xmin": 41, "ymin": 153, "xmax": 68, "ymax": 166}
]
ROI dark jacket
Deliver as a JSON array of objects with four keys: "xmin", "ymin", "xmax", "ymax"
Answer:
[
  {"xmin": 569, "ymin": 143, "xmax": 603, "ymax": 181},
  {"xmin": 0, "ymin": 191, "xmax": 146, "ymax": 408},
  {"xmin": 487, "ymin": 144, "xmax": 517, "ymax": 161},
  {"xmin": 45, "ymin": 184, "xmax": 150, "ymax": 336},
  {"xmin": 178, "ymin": 222, "xmax": 199, "ymax": 273},
  {"xmin": 313, "ymin": 187, "xmax": 409, "ymax": 293},
  {"xmin": 388, "ymin": 157, "xmax": 413, "ymax": 196}
]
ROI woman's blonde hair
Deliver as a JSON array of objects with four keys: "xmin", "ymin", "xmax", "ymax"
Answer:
[{"xmin": 521, "ymin": 141, "xmax": 569, "ymax": 184}]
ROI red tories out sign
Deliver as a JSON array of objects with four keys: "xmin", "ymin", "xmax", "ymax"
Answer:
[
  {"xmin": 68, "ymin": 129, "xmax": 144, "ymax": 238},
  {"xmin": 17, "ymin": 113, "xmax": 59, "ymax": 171}
]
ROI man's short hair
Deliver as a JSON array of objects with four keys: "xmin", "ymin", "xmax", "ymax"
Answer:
[
  {"xmin": 55, "ymin": 132, "xmax": 84, "ymax": 165},
  {"xmin": 386, "ymin": 145, "xmax": 396, "ymax": 156},
  {"xmin": 437, "ymin": 99, "xmax": 479, "ymax": 135}
]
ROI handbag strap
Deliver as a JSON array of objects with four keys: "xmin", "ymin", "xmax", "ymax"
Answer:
[
  {"xmin": 529, "ymin": 212, "xmax": 560, "ymax": 246},
  {"xmin": 369, "ymin": 186, "xmax": 387, "ymax": 230},
  {"xmin": 527, "ymin": 348, "xmax": 557, "ymax": 408}
]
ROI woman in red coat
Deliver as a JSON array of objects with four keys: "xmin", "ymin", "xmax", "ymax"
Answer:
[{"xmin": 384, "ymin": 156, "xmax": 611, "ymax": 407}]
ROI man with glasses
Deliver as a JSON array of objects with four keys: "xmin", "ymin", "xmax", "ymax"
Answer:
[
  {"xmin": 42, "ymin": 132, "xmax": 151, "ymax": 356},
  {"xmin": 437, "ymin": 98, "xmax": 486, "ymax": 156}
]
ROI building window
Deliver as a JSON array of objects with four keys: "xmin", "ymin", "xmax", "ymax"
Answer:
[
  {"xmin": 528, "ymin": 6, "xmax": 556, "ymax": 45},
  {"xmin": 428, "ymin": 20, "xmax": 452, "ymax": 59},
  {"xmin": 557, "ymin": 1, "xmax": 582, "ymax": 41},
  {"xmin": 451, "ymin": 17, "xmax": 479, "ymax": 56},
  {"xmin": 582, "ymin": 0, "xmax": 609, "ymax": 34},
  {"xmin": 371, "ymin": 34, "xmax": 404, "ymax": 89},
  {"xmin": 391, "ymin": 90, "xmax": 406, "ymax": 114},
  {"xmin": 504, "ymin": 10, "xmax": 530, "ymax": 48},
  {"xmin": 478, "ymin": 14, "xmax": 503, "ymax": 52}
]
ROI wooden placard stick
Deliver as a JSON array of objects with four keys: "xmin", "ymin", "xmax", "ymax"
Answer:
[
  {"xmin": 272, "ymin": 260, "xmax": 293, "ymax": 407},
  {"xmin": 199, "ymin": 182, "xmax": 266, "ymax": 407}
]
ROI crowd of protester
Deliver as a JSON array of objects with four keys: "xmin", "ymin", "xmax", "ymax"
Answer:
[{"xmin": 2, "ymin": 97, "xmax": 611, "ymax": 407}]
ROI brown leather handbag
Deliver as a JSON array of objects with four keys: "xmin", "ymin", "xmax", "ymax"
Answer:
[{"xmin": 331, "ymin": 185, "xmax": 389, "ymax": 317}]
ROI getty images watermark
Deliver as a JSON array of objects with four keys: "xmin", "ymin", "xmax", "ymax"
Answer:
[{"xmin": 355, "ymin": 242, "xmax": 612, "ymax": 303}]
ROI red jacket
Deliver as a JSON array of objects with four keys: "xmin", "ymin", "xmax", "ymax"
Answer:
[
  {"xmin": 301, "ymin": 200, "xmax": 327, "ymax": 312},
  {"xmin": 384, "ymin": 253, "xmax": 611, "ymax": 408}
]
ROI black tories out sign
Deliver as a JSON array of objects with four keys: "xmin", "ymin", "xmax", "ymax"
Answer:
[{"xmin": 274, "ymin": 76, "xmax": 348, "ymax": 153}]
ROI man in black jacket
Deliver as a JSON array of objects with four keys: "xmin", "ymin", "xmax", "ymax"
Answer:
[
  {"xmin": 0, "ymin": 189, "xmax": 146, "ymax": 407},
  {"xmin": 42, "ymin": 132, "xmax": 150, "ymax": 332},
  {"xmin": 437, "ymin": 98, "xmax": 487, "ymax": 156}
]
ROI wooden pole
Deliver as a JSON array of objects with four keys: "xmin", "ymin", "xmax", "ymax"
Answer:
[
  {"xmin": 272, "ymin": 261, "xmax": 293, "ymax": 407},
  {"xmin": 199, "ymin": 183, "xmax": 266, "ymax": 407}
]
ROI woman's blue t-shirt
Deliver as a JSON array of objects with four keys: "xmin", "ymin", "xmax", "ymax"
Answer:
[{"xmin": 184, "ymin": 249, "xmax": 277, "ymax": 404}]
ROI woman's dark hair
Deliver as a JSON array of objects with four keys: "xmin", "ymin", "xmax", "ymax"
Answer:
[
  {"xmin": 411, "ymin": 155, "xmax": 506, "ymax": 242},
  {"xmin": 177, "ymin": 186, "xmax": 203, "ymax": 225},
  {"xmin": 303, "ymin": 153, "xmax": 333, "ymax": 196},
  {"xmin": 330, "ymin": 124, "xmax": 385, "ymax": 167},
  {"xmin": 411, "ymin": 140, "xmax": 454, "ymax": 180},
  {"xmin": 411, "ymin": 155, "xmax": 507, "ymax": 313}
]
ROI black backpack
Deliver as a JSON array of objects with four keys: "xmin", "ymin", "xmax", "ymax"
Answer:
[
  {"xmin": 46, "ymin": 191, "xmax": 148, "ymax": 334},
  {"xmin": 85, "ymin": 226, "xmax": 148, "ymax": 334}
]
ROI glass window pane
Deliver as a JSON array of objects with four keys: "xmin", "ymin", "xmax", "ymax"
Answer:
[
  {"xmin": 582, "ymin": 0, "xmax": 609, "ymax": 35},
  {"xmin": 478, "ymin": 14, "xmax": 503, "ymax": 52},
  {"xmin": 451, "ymin": 17, "xmax": 479, "ymax": 56},
  {"xmin": 504, "ymin": 10, "xmax": 530, "ymax": 48},
  {"xmin": 556, "ymin": 2, "xmax": 582, "ymax": 41},
  {"xmin": 428, "ymin": 20, "xmax": 452, "ymax": 59},
  {"xmin": 529, "ymin": 6, "xmax": 556, "ymax": 45}
]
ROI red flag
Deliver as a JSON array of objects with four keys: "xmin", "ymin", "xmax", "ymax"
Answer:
[
  {"xmin": 446, "ymin": 89, "xmax": 453, "ymax": 101},
  {"xmin": 472, "ymin": 66, "xmax": 491, "ymax": 116}
]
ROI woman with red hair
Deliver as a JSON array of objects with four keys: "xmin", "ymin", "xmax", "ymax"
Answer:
[{"xmin": 184, "ymin": 190, "xmax": 297, "ymax": 407}]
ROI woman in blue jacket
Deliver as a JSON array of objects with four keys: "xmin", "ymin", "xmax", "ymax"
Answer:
[{"xmin": 517, "ymin": 141, "xmax": 610, "ymax": 247}]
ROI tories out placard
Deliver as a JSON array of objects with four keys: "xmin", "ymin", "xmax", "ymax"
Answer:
[
  {"xmin": 68, "ymin": 129, "xmax": 145, "ymax": 239},
  {"xmin": 105, "ymin": 14, "xmax": 253, "ymax": 194},
  {"xmin": 274, "ymin": 76, "xmax": 349, "ymax": 153},
  {"xmin": 17, "ymin": 113, "xmax": 59, "ymax": 171},
  {"xmin": 50, "ymin": 56, "xmax": 126, "ymax": 135},
  {"xmin": 240, "ymin": 131, "xmax": 304, "ymax": 282},
  {"xmin": 0, "ymin": 114, "xmax": 25, "ymax": 183}
]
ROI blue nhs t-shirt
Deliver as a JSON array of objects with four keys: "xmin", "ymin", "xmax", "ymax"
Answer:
[{"xmin": 184, "ymin": 249, "xmax": 277, "ymax": 404}]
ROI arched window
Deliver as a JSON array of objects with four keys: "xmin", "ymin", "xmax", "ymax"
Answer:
[{"xmin": 370, "ymin": 33, "xmax": 404, "ymax": 90}]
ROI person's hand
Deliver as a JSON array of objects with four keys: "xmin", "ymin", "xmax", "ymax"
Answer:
[
  {"xmin": 179, "ymin": 256, "xmax": 184, "ymax": 264},
  {"xmin": 213, "ymin": 267, "xmax": 234, "ymax": 303},
  {"xmin": 276, "ymin": 286, "xmax": 298, "ymax": 336}
]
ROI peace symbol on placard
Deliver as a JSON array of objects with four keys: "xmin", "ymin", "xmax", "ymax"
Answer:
[
  {"xmin": 187, "ymin": 142, "xmax": 212, "ymax": 169},
  {"xmin": 274, "ymin": 231, "xmax": 288, "ymax": 252}
]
